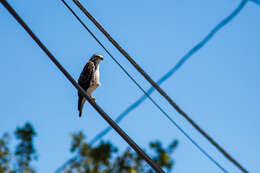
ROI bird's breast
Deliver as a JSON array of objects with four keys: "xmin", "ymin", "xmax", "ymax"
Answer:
[{"xmin": 94, "ymin": 66, "xmax": 101, "ymax": 86}]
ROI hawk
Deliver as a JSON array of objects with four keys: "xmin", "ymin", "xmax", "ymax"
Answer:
[{"xmin": 77, "ymin": 54, "xmax": 103, "ymax": 117}]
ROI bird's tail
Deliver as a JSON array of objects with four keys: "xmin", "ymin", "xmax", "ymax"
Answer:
[
  {"xmin": 79, "ymin": 109, "xmax": 83, "ymax": 117},
  {"xmin": 78, "ymin": 96, "xmax": 85, "ymax": 117}
]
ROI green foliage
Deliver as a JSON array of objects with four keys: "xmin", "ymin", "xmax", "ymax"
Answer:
[
  {"xmin": 0, "ymin": 122, "xmax": 37, "ymax": 173},
  {"xmin": 65, "ymin": 132, "xmax": 178, "ymax": 173},
  {"xmin": 0, "ymin": 133, "xmax": 12, "ymax": 173},
  {"xmin": 14, "ymin": 122, "xmax": 37, "ymax": 173},
  {"xmin": 149, "ymin": 140, "xmax": 178, "ymax": 171},
  {"xmin": 0, "ymin": 123, "xmax": 178, "ymax": 173},
  {"xmin": 66, "ymin": 132, "xmax": 118, "ymax": 173}
]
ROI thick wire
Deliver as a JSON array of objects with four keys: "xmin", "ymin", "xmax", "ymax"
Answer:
[
  {"xmin": 0, "ymin": 1, "xmax": 165, "ymax": 173},
  {"xmin": 60, "ymin": 1, "xmax": 228, "ymax": 173},
  {"xmin": 73, "ymin": 0, "xmax": 249, "ymax": 172},
  {"xmin": 90, "ymin": 0, "xmax": 250, "ymax": 145},
  {"xmin": 60, "ymin": 0, "xmax": 156, "ymax": 108}
]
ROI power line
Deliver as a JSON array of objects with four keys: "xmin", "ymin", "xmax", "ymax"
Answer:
[
  {"xmin": 73, "ymin": 0, "xmax": 249, "ymax": 172},
  {"xmin": 54, "ymin": 157, "xmax": 76, "ymax": 173},
  {"xmin": 250, "ymin": 0, "xmax": 260, "ymax": 5},
  {"xmin": 60, "ymin": 0, "xmax": 160, "ymax": 114},
  {"xmin": 0, "ymin": 1, "xmax": 165, "ymax": 173},
  {"xmin": 90, "ymin": 0, "xmax": 251, "ymax": 145},
  {"xmin": 59, "ymin": 1, "xmax": 228, "ymax": 173}
]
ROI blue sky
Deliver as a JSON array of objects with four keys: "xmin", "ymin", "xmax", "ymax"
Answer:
[{"xmin": 0, "ymin": 0, "xmax": 259, "ymax": 172}]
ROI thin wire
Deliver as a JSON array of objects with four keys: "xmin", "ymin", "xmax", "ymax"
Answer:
[
  {"xmin": 60, "ymin": 1, "xmax": 228, "ymax": 173},
  {"xmin": 90, "ymin": 0, "xmax": 250, "ymax": 145},
  {"xmin": 73, "ymin": 0, "xmax": 249, "ymax": 172},
  {"xmin": 250, "ymin": 0, "xmax": 260, "ymax": 5},
  {"xmin": 60, "ymin": 0, "xmax": 152, "ymax": 106},
  {"xmin": 0, "ymin": 1, "xmax": 165, "ymax": 173},
  {"xmin": 54, "ymin": 157, "xmax": 76, "ymax": 173}
]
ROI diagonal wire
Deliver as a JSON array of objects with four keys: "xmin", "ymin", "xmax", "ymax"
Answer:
[
  {"xmin": 60, "ymin": 0, "xmax": 156, "ymax": 108},
  {"xmin": 54, "ymin": 157, "xmax": 76, "ymax": 173},
  {"xmin": 250, "ymin": 0, "xmax": 260, "ymax": 5},
  {"xmin": 57, "ymin": 0, "xmax": 260, "ymax": 171},
  {"xmin": 59, "ymin": 0, "xmax": 231, "ymax": 173},
  {"xmin": 73, "ymin": 0, "xmax": 249, "ymax": 172},
  {"xmin": 90, "ymin": 0, "xmax": 250, "ymax": 145},
  {"xmin": 0, "ymin": 1, "xmax": 165, "ymax": 173}
]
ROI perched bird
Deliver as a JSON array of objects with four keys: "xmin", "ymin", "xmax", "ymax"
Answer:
[{"xmin": 77, "ymin": 54, "xmax": 103, "ymax": 117}]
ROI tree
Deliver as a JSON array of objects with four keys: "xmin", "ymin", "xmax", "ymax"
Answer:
[
  {"xmin": 64, "ymin": 132, "xmax": 178, "ymax": 173},
  {"xmin": 0, "ymin": 122, "xmax": 37, "ymax": 173},
  {"xmin": 14, "ymin": 123, "xmax": 37, "ymax": 173},
  {"xmin": 0, "ymin": 133, "xmax": 12, "ymax": 173},
  {"xmin": 0, "ymin": 123, "xmax": 178, "ymax": 173}
]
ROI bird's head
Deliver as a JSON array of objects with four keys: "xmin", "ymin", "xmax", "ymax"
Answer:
[{"xmin": 90, "ymin": 54, "xmax": 103, "ymax": 64}]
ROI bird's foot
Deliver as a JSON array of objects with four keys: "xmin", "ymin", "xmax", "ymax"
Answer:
[{"xmin": 91, "ymin": 97, "xmax": 96, "ymax": 102}]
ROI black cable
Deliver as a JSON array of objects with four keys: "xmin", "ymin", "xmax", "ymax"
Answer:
[
  {"xmin": 60, "ymin": 0, "xmax": 152, "ymax": 106},
  {"xmin": 0, "ymin": 1, "xmax": 165, "ymax": 173},
  {"xmin": 72, "ymin": 0, "xmax": 249, "ymax": 172},
  {"xmin": 90, "ymin": 0, "xmax": 251, "ymax": 146},
  {"xmin": 60, "ymin": 1, "xmax": 228, "ymax": 173}
]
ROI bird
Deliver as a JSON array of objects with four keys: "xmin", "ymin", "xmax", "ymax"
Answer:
[{"xmin": 77, "ymin": 54, "xmax": 103, "ymax": 117}]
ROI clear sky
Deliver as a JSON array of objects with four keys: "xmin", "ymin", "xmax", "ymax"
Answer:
[{"xmin": 0, "ymin": 0, "xmax": 259, "ymax": 173}]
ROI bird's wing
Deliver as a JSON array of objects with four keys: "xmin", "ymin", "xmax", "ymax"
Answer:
[
  {"xmin": 78, "ymin": 61, "xmax": 95, "ymax": 90},
  {"xmin": 77, "ymin": 61, "xmax": 95, "ymax": 117}
]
